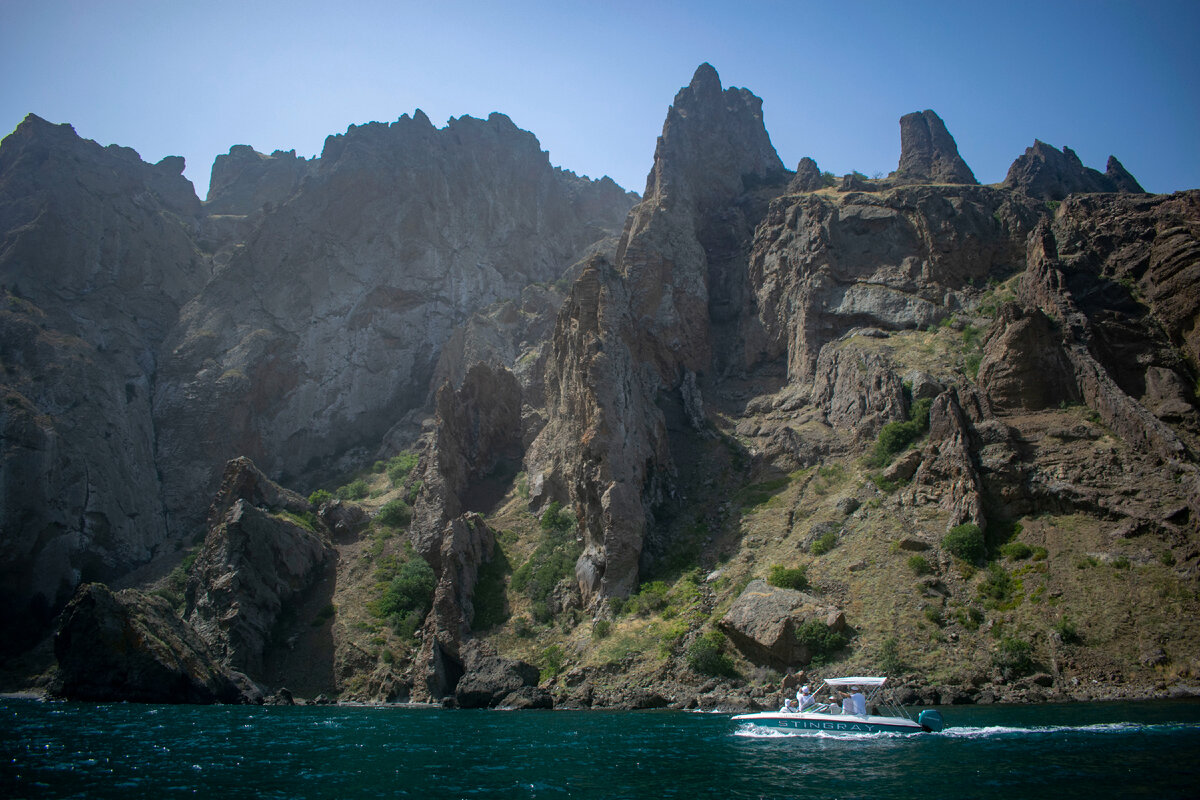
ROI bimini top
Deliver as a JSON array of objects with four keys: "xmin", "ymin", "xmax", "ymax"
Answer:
[{"xmin": 822, "ymin": 676, "xmax": 888, "ymax": 688}]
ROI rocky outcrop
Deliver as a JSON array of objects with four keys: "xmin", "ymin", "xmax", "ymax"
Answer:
[
  {"xmin": 0, "ymin": 115, "xmax": 208, "ymax": 649},
  {"xmin": 411, "ymin": 364, "xmax": 523, "ymax": 562},
  {"xmin": 53, "ymin": 582, "xmax": 256, "ymax": 704},
  {"xmin": 894, "ymin": 110, "xmax": 978, "ymax": 185},
  {"xmin": 453, "ymin": 640, "xmax": 548, "ymax": 709},
  {"xmin": 718, "ymin": 579, "xmax": 846, "ymax": 668},
  {"xmin": 1003, "ymin": 141, "xmax": 1146, "ymax": 200},
  {"xmin": 1019, "ymin": 217, "xmax": 1192, "ymax": 463},
  {"xmin": 205, "ymin": 145, "xmax": 314, "ymax": 215},
  {"xmin": 788, "ymin": 157, "xmax": 827, "ymax": 193},
  {"xmin": 908, "ymin": 388, "xmax": 987, "ymax": 530},
  {"xmin": 185, "ymin": 459, "xmax": 333, "ymax": 678},
  {"xmin": 531, "ymin": 64, "xmax": 789, "ymax": 606},
  {"xmin": 979, "ymin": 303, "xmax": 1078, "ymax": 411},
  {"xmin": 810, "ymin": 343, "xmax": 908, "ymax": 436},
  {"xmin": 749, "ymin": 184, "xmax": 1043, "ymax": 380}
]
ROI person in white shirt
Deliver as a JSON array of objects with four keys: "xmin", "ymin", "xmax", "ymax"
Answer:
[
  {"xmin": 849, "ymin": 686, "xmax": 867, "ymax": 715},
  {"xmin": 779, "ymin": 698, "xmax": 800, "ymax": 713},
  {"xmin": 797, "ymin": 685, "xmax": 816, "ymax": 711}
]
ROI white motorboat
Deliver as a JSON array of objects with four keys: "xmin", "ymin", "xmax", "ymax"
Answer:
[{"xmin": 732, "ymin": 676, "xmax": 944, "ymax": 735}]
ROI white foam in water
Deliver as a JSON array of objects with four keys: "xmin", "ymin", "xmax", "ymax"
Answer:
[{"xmin": 940, "ymin": 721, "xmax": 1195, "ymax": 738}]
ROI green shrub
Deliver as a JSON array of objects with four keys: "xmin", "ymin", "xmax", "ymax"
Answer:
[
  {"xmin": 1113, "ymin": 556, "xmax": 1131, "ymax": 570},
  {"xmin": 593, "ymin": 619, "xmax": 612, "ymax": 639},
  {"xmin": 336, "ymin": 478, "xmax": 369, "ymax": 501},
  {"xmin": 1160, "ymin": 550, "xmax": 1176, "ymax": 566},
  {"xmin": 993, "ymin": 636, "xmax": 1033, "ymax": 678},
  {"xmin": 878, "ymin": 637, "xmax": 904, "ymax": 676},
  {"xmin": 376, "ymin": 499, "xmax": 412, "ymax": 529},
  {"xmin": 539, "ymin": 644, "xmax": 565, "ymax": 681},
  {"xmin": 511, "ymin": 511, "xmax": 581, "ymax": 622},
  {"xmin": 386, "ymin": 451, "xmax": 419, "ymax": 486},
  {"xmin": 767, "ymin": 564, "xmax": 808, "ymax": 591},
  {"xmin": 686, "ymin": 631, "xmax": 737, "ymax": 677},
  {"xmin": 999, "ymin": 541, "xmax": 1032, "ymax": 560},
  {"xmin": 471, "ymin": 546, "xmax": 511, "ymax": 631},
  {"xmin": 977, "ymin": 562, "xmax": 1013, "ymax": 608},
  {"xmin": 795, "ymin": 619, "xmax": 848, "ymax": 663},
  {"xmin": 308, "ymin": 488, "xmax": 334, "ymax": 507},
  {"xmin": 907, "ymin": 554, "xmax": 931, "ymax": 575},
  {"xmin": 539, "ymin": 501, "xmax": 574, "ymax": 533},
  {"xmin": 373, "ymin": 556, "xmax": 435, "ymax": 636},
  {"xmin": 1053, "ymin": 616, "xmax": 1081, "ymax": 644},
  {"xmin": 956, "ymin": 606, "xmax": 984, "ymax": 630},
  {"xmin": 942, "ymin": 523, "xmax": 985, "ymax": 564},
  {"xmin": 1032, "ymin": 546, "xmax": 1049, "ymax": 561},
  {"xmin": 626, "ymin": 580, "xmax": 670, "ymax": 615},
  {"xmin": 923, "ymin": 605, "xmax": 944, "ymax": 626},
  {"xmin": 810, "ymin": 531, "xmax": 838, "ymax": 556}
]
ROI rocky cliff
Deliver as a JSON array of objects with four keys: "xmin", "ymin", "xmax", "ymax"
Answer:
[
  {"xmin": 0, "ymin": 110, "xmax": 634, "ymax": 654},
  {"xmin": 3, "ymin": 65, "xmax": 1199, "ymax": 708}
]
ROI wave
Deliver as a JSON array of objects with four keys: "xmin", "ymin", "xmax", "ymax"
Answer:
[{"xmin": 939, "ymin": 721, "xmax": 1200, "ymax": 738}]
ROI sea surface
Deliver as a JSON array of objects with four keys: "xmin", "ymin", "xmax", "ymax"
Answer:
[{"xmin": 3, "ymin": 697, "xmax": 1199, "ymax": 799}]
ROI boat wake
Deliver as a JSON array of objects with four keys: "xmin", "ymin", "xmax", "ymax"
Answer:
[
  {"xmin": 734, "ymin": 720, "xmax": 1200, "ymax": 740},
  {"xmin": 940, "ymin": 721, "xmax": 1200, "ymax": 738},
  {"xmin": 734, "ymin": 724, "xmax": 907, "ymax": 740}
]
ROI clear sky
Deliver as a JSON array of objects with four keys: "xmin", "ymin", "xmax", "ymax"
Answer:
[{"xmin": 2, "ymin": 0, "xmax": 1197, "ymax": 199}]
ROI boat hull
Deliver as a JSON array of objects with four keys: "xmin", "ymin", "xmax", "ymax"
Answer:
[{"xmin": 733, "ymin": 711, "xmax": 928, "ymax": 735}]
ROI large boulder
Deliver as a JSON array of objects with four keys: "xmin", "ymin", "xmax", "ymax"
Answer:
[
  {"xmin": 53, "ymin": 582, "xmax": 256, "ymax": 704},
  {"xmin": 718, "ymin": 579, "xmax": 846, "ymax": 668},
  {"xmin": 453, "ymin": 640, "xmax": 546, "ymax": 709}
]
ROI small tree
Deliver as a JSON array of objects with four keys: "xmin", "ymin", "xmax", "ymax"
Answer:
[
  {"xmin": 942, "ymin": 523, "xmax": 985, "ymax": 564},
  {"xmin": 767, "ymin": 564, "xmax": 809, "ymax": 591}
]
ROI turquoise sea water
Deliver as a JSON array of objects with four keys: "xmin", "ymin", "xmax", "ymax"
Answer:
[{"xmin": 3, "ymin": 698, "xmax": 1199, "ymax": 799}]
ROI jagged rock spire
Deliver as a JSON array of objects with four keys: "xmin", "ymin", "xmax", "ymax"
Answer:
[{"xmin": 894, "ymin": 110, "xmax": 978, "ymax": 185}]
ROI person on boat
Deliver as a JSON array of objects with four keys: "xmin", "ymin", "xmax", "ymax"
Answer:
[
  {"xmin": 779, "ymin": 698, "xmax": 800, "ymax": 713},
  {"xmin": 840, "ymin": 690, "xmax": 855, "ymax": 715},
  {"xmin": 797, "ymin": 685, "xmax": 816, "ymax": 711},
  {"xmin": 849, "ymin": 686, "xmax": 867, "ymax": 716}
]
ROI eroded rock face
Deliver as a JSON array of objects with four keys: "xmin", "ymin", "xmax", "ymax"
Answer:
[
  {"xmin": 1003, "ymin": 141, "xmax": 1146, "ymax": 200},
  {"xmin": 0, "ymin": 115, "xmax": 208, "ymax": 648},
  {"xmin": 908, "ymin": 388, "xmax": 987, "ymax": 530},
  {"xmin": 411, "ymin": 364, "xmax": 523, "ymax": 563},
  {"xmin": 789, "ymin": 157, "xmax": 826, "ymax": 193},
  {"xmin": 185, "ymin": 459, "xmax": 333, "ymax": 678},
  {"xmin": 894, "ymin": 110, "xmax": 978, "ymax": 185},
  {"xmin": 54, "ymin": 582, "xmax": 256, "ymax": 704},
  {"xmin": 749, "ymin": 185, "xmax": 1043, "ymax": 380},
  {"xmin": 205, "ymin": 145, "xmax": 314, "ymax": 215},
  {"xmin": 531, "ymin": 64, "xmax": 789, "ymax": 606},
  {"xmin": 718, "ymin": 579, "xmax": 846, "ymax": 668},
  {"xmin": 155, "ymin": 111, "xmax": 636, "ymax": 536},
  {"xmin": 979, "ymin": 303, "xmax": 1078, "ymax": 412}
]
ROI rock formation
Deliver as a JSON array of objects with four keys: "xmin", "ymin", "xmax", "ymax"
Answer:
[
  {"xmin": 53, "ymin": 582, "xmax": 256, "ymax": 704},
  {"xmin": 894, "ymin": 110, "xmax": 978, "ymax": 185},
  {"xmin": 788, "ymin": 156, "xmax": 827, "ymax": 193},
  {"xmin": 1003, "ymin": 141, "xmax": 1147, "ymax": 199},
  {"xmin": 185, "ymin": 458, "xmax": 334, "ymax": 678}
]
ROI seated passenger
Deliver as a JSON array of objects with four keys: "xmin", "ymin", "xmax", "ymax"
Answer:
[{"xmin": 797, "ymin": 685, "xmax": 816, "ymax": 711}]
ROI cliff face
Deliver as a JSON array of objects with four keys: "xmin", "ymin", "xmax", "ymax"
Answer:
[
  {"xmin": 0, "ymin": 110, "xmax": 635, "ymax": 654},
  {"xmin": 155, "ymin": 111, "xmax": 637, "ymax": 533},
  {"xmin": 0, "ymin": 115, "xmax": 208, "ymax": 648}
]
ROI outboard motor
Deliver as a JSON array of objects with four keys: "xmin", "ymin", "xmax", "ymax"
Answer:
[{"xmin": 917, "ymin": 709, "xmax": 944, "ymax": 732}]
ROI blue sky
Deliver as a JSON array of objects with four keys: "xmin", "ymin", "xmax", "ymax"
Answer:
[{"xmin": 2, "ymin": 0, "xmax": 1197, "ymax": 198}]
